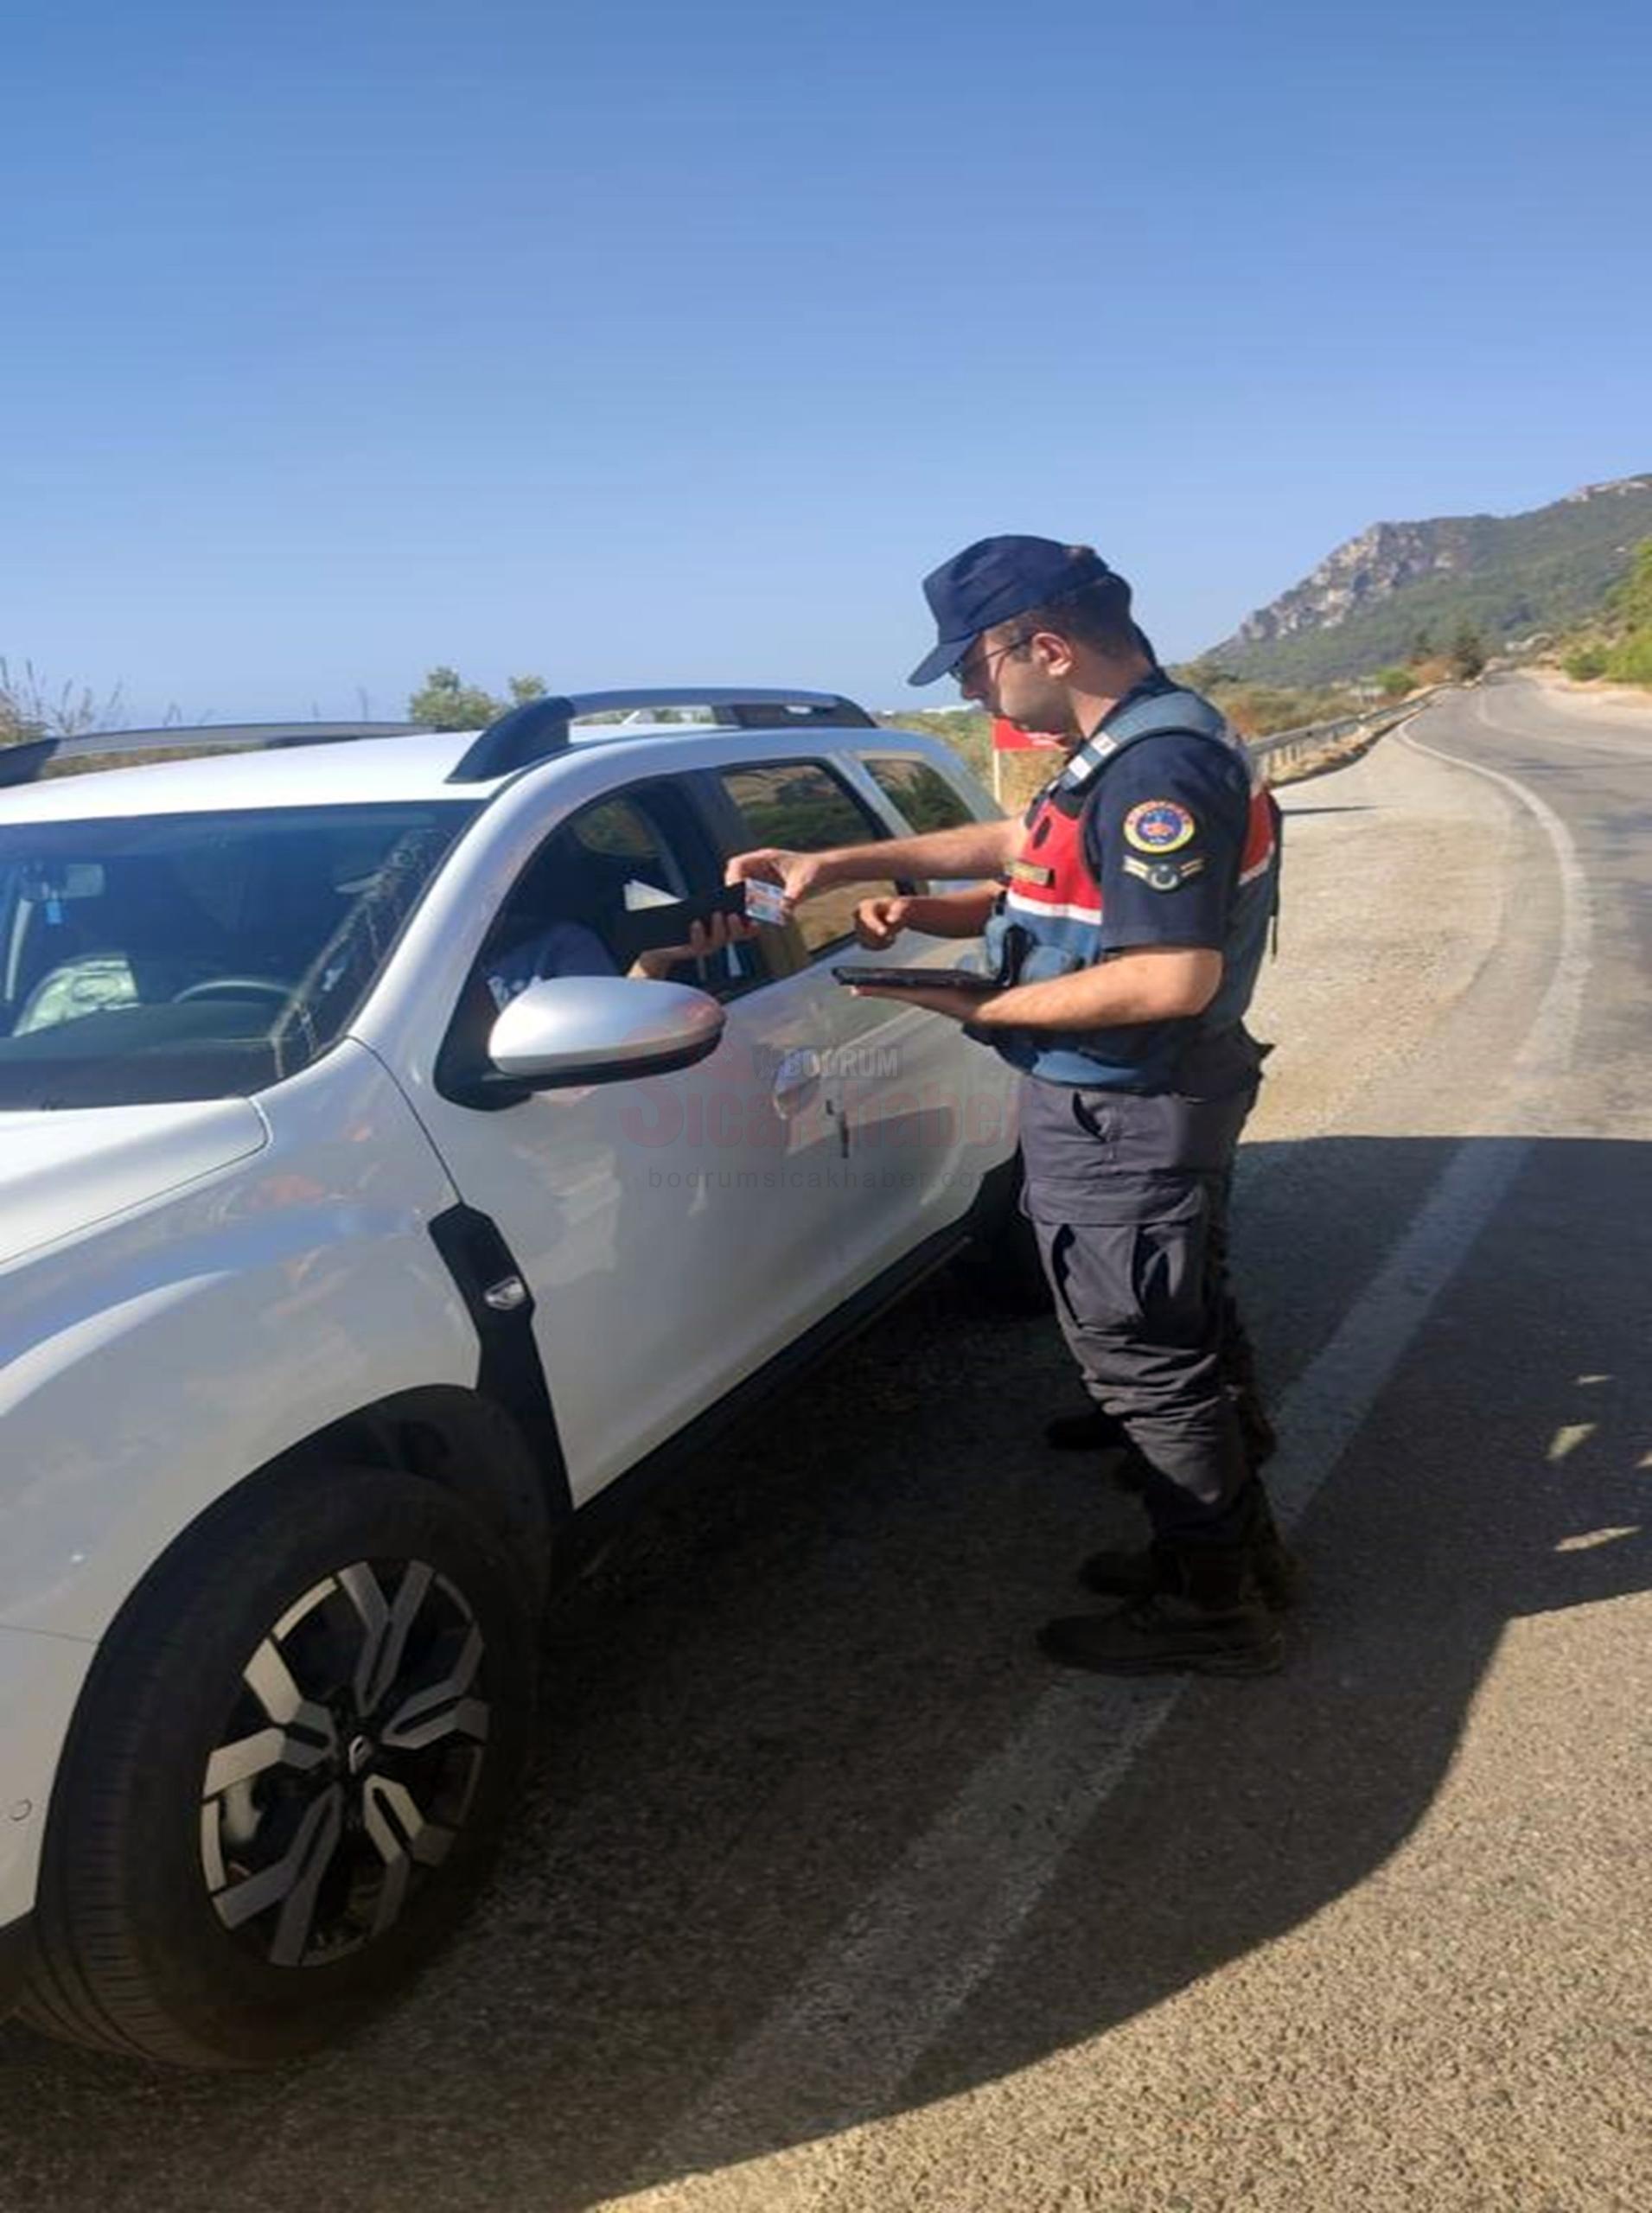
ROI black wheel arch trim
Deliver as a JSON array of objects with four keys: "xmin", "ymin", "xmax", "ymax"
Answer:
[{"xmin": 427, "ymin": 1204, "xmax": 576, "ymax": 1535}]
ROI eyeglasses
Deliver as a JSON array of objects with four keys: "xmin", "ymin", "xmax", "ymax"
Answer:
[{"xmin": 951, "ymin": 633, "xmax": 1032, "ymax": 686}]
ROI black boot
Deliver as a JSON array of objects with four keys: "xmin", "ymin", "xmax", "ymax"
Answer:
[
  {"xmin": 1080, "ymin": 1508, "xmax": 1300, "ymax": 1612},
  {"xmin": 1040, "ymin": 1546, "xmax": 1285, "ymax": 1678}
]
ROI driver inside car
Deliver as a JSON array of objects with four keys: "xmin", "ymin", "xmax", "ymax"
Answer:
[{"xmin": 482, "ymin": 838, "xmax": 756, "ymax": 1011}]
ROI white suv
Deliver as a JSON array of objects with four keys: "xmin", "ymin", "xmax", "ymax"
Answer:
[{"xmin": 0, "ymin": 690, "xmax": 1024, "ymax": 2068}]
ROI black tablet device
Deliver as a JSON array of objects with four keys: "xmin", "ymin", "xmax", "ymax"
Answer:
[{"xmin": 831, "ymin": 964, "xmax": 998, "ymax": 993}]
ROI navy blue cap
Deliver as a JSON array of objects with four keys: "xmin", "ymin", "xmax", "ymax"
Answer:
[{"xmin": 908, "ymin": 536, "xmax": 1118, "ymax": 686}]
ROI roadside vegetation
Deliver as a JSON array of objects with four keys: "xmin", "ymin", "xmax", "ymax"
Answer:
[
  {"xmin": 407, "ymin": 665, "xmax": 549, "ymax": 728},
  {"xmin": 871, "ymin": 705, "xmax": 992, "ymax": 780},
  {"xmin": 1179, "ymin": 620, "xmax": 1483, "ymax": 738},
  {"xmin": 1558, "ymin": 539, "xmax": 1652, "ymax": 689},
  {"xmin": 0, "ymin": 659, "xmax": 125, "ymax": 746}
]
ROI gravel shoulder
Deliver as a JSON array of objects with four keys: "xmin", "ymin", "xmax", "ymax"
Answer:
[{"xmin": 1521, "ymin": 666, "xmax": 1652, "ymax": 732}]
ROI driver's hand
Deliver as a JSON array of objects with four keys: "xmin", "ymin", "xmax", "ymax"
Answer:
[
  {"xmin": 854, "ymin": 896, "xmax": 913, "ymax": 950},
  {"xmin": 629, "ymin": 909, "xmax": 758, "ymax": 980}
]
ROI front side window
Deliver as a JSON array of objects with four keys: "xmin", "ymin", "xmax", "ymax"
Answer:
[
  {"xmin": 718, "ymin": 762, "xmax": 887, "ymax": 958},
  {"xmin": 0, "ymin": 802, "xmax": 477, "ymax": 1106},
  {"xmin": 477, "ymin": 788, "xmax": 764, "ymax": 1009}
]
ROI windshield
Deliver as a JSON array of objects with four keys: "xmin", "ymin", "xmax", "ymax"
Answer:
[{"xmin": 0, "ymin": 802, "xmax": 477, "ymax": 1108}]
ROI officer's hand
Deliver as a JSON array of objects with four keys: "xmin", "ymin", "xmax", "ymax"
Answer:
[
  {"xmin": 724, "ymin": 847, "xmax": 827, "ymax": 909},
  {"xmin": 854, "ymin": 896, "xmax": 913, "ymax": 950}
]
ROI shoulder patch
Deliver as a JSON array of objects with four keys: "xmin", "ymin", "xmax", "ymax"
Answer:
[{"xmin": 1124, "ymin": 799, "xmax": 1197, "ymax": 854}]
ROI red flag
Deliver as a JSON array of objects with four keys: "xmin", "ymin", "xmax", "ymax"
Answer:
[{"xmin": 992, "ymin": 717, "xmax": 1064, "ymax": 752}]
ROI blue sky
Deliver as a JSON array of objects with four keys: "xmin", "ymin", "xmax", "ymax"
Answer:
[{"xmin": 5, "ymin": 0, "xmax": 1649, "ymax": 724}]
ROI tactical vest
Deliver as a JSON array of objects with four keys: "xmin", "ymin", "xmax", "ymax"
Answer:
[{"xmin": 979, "ymin": 682, "xmax": 1280, "ymax": 1089}]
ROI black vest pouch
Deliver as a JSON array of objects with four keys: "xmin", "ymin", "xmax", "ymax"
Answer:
[
  {"xmin": 1166, "ymin": 1024, "xmax": 1266, "ymax": 1102},
  {"xmin": 990, "ymin": 921, "xmax": 1039, "ymax": 988}
]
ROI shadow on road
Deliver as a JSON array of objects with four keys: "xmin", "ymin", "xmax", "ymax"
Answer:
[{"xmin": 2, "ymin": 1134, "xmax": 1647, "ymax": 2211}]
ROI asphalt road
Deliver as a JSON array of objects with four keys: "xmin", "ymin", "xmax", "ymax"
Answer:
[{"xmin": 2, "ymin": 673, "xmax": 1647, "ymax": 2212}]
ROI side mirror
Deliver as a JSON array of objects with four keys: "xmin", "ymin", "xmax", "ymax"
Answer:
[{"xmin": 480, "ymin": 974, "xmax": 724, "ymax": 1097}]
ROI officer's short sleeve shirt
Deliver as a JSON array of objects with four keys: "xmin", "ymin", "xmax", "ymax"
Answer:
[{"xmin": 1085, "ymin": 730, "xmax": 1252, "ymax": 954}]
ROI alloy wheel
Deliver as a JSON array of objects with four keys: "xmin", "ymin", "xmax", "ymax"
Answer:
[{"xmin": 199, "ymin": 1559, "xmax": 490, "ymax": 1968}]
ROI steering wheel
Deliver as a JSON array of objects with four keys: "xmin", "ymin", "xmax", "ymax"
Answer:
[{"xmin": 172, "ymin": 977, "xmax": 293, "ymax": 1005}]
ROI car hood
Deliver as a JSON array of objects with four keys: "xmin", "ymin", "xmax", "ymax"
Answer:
[{"xmin": 0, "ymin": 1100, "xmax": 269, "ymax": 1270}]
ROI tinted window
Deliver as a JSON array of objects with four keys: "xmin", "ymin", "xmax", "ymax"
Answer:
[
  {"xmin": 862, "ymin": 756, "xmax": 976, "ymax": 834},
  {"xmin": 0, "ymin": 803, "xmax": 476, "ymax": 1106},
  {"xmin": 718, "ymin": 762, "xmax": 885, "ymax": 957}
]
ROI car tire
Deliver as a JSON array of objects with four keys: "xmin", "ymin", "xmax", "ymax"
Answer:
[{"xmin": 22, "ymin": 1463, "xmax": 538, "ymax": 2069}]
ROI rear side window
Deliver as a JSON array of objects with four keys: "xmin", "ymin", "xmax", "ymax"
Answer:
[
  {"xmin": 862, "ymin": 756, "xmax": 976, "ymax": 834},
  {"xmin": 718, "ymin": 762, "xmax": 887, "ymax": 958}
]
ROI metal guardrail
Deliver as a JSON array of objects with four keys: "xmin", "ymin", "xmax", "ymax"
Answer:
[{"xmin": 1245, "ymin": 685, "xmax": 1447, "ymax": 784}]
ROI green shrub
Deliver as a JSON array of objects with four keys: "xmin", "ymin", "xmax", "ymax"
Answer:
[
  {"xmin": 1605, "ymin": 631, "xmax": 1652, "ymax": 686},
  {"xmin": 1563, "ymin": 642, "xmax": 1609, "ymax": 680},
  {"xmin": 1375, "ymin": 666, "xmax": 1416, "ymax": 699}
]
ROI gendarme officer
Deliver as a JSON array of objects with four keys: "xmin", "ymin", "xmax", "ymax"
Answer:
[{"xmin": 729, "ymin": 535, "xmax": 1292, "ymax": 1676}]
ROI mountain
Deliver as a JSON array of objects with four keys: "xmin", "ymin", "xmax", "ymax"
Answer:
[{"xmin": 1203, "ymin": 475, "xmax": 1652, "ymax": 684}]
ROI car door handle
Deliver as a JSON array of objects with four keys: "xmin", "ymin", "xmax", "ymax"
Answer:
[{"xmin": 770, "ymin": 1047, "xmax": 822, "ymax": 1117}]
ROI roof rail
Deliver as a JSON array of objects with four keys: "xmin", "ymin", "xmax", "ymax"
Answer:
[
  {"xmin": 447, "ymin": 688, "xmax": 877, "ymax": 785},
  {"xmin": 0, "ymin": 722, "xmax": 427, "ymax": 792}
]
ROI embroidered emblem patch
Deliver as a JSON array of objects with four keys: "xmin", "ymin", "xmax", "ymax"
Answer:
[{"xmin": 1123, "ymin": 800, "xmax": 1196, "ymax": 853}]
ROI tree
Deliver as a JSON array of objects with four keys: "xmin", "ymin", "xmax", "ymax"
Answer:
[
  {"xmin": 409, "ymin": 666, "xmax": 497, "ymax": 730},
  {"xmin": 408, "ymin": 666, "xmax": 547, "ymax": 730},
  {"xmin": 1447, "ymin": 623, "xmax": 1486, "ymax": 681}
]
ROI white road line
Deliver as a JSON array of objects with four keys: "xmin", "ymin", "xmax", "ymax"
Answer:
[
  {"xmin": 1409, "ymin": 705, "xmax": 1592, "ymax": 1095},
  {"xmin": 607, "ymin": 710, "xmax": 1591, "ymax": 2210}
]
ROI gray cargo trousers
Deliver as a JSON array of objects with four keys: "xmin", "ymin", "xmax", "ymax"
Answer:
[{"xmin": 1017, "ymin": 1047, "xmax": 1264, "ymax": 1548}]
